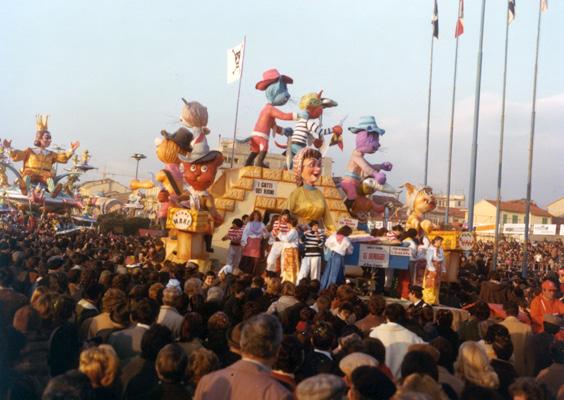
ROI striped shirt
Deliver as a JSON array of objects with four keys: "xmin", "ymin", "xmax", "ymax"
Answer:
[
  {"xmin": 303, "ymin": 230, "xmax": 325, "ymax": 257},
  {"xmin": 291, "ymin": 118, "xmax": 332, "ymax": 145},
  {"xmin": 272, "ymin": 220, "xmax": 289, "ymax": 236},
  {"xmin": 227, "ymin": 227, "xmax": 243, "ymax": 245}
]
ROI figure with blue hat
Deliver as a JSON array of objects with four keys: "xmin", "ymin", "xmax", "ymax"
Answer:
[{"xmin": 340, "ymin": 116, "xmax": 393, "ymax": 213}]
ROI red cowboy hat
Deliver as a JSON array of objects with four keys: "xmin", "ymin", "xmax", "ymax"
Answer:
[{"xmin": 255, "ymin": 68, "xmax": 294, "ymax": 91}]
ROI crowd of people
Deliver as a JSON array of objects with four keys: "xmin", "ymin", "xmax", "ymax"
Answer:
[{"xmin": 0, "ymin": 211, "xmax": 563, "ymax": 400}]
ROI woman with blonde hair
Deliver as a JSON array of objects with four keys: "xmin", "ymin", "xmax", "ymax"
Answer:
[
  {"xmin": 454, "ymin": 341, "xmax": 499, "ymax": 392},
  {"xmin": 394, "ymin": 373, "xmax": 448, "ymax": 400},
  {"xmin": 79, "ymin": 344, "xmax": 120, "ymax": 399}
]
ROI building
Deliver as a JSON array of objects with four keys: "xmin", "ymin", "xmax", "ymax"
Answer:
[
  {"xmin": 547, "ymin": 196, "xmax": 564, "ymax": 217},
  {"xmin": 434, "ymin": 193, "xmax": 465, "ymax": 209},
  {"xmin": 79, "ymin": 178, "xmax": 131, "ymax": 202},
  {"xmin": 218, "ymin": 139, "xmax": 333, "ymax": 175},
  {"xmin": 427, "ymin": 206, "xmax": 467, "ymax": 226},
  {"xmin": 467, "ymin": 199, "xmax": 553, "ymax": 227}
]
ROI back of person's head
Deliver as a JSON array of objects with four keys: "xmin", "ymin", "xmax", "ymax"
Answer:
[
  {"xmin": 363, "ymin": 337, "xmax": 386, "ymax": 364},
  {"xmin": 280, "ymin": 281, "xmax": 296, "ymax": 296},
  {"xmin": 131, "ymin": 298, "xmax": 157, "ymax": 325},
  {"xmin": 311, "ymin": 321, "xmax": 335, "ymax": 351},
  {"xmin": 470, "ymin": 301, "xmax": 491, "ymax": 321},
  {"xmin": 78, "ymin": 345, "xmax": 119, "ymax": 388},
  {"xmin": 180, "ymin": 312, "xmax": 204, "ymax": 341},
  {"xmin": 368, "ymin": 294, "xmax": 386, "ymax": 316},
  {"xmin": 395, "ymin": 373, "xmax": 447, "ymax": 400},
  {"xmin": 13, "ymin": 305, "xmax": 41, "ymax": 333},
  {"xmin": 508, "ymin": 378, "xmax": 552, "ymax": 400},
  {"xmin": 296, "ymin": 373, "xmax": 347, "ymax": 400},
  {"xmin": 455, "ymin": 341, "xmax": 499, "ymax": 389},
  {"xmin": 436, "ymin": 309, "xmax": 453, "ymax": 328},
  {"xmin": 141, "ymin": 324, "xmax": 173, "ymax": 360},
  {"xmin": 492, "ymin": 333, "xmax": 513, "ymax": 361},
  {"xmin": 350, "ymin": 365, "xmax": 396, "ymax": 400},
  {"xmin": 430, "ymin": 337, "xmax": 455, "ymax": 373},
  {"xmin": 502, "ymin": 301, "xmax": 519, "ymax": 317},
  {"xmin": 385, "ymin": 303, "xmax": 406, "ymax": 323},
  {"xmin": 101, "ymin": 288, "xmax": 126, "ymax": 313},
  {"xmin": 156, "ymin": 343, "xmax": 188, "ymax": 383},
  {"xmin": 42, "ymin": 370, "xmax": 95, "ymax": 400},
  {"xmin": 187, "ymin": 348, "xmax": 220, "ymax": 386},
  {"xmin": 274, "ymin": 335, "xmax": 305, "ymax": 374},
  {"xmin": 162, "ymin": 287, "xmax": 180, "ymax": 306},
  {"xmin": 485, "ymin": 323, "xmax": 510, "ymax": 344},
  {"xmin": 401, "ymin": 350, "xmax": 439, "ymax": 381},
  {"xmin": 239, "ymin": 313, "xmax": 283, "ymax": 360},
  {"xmin": 315, "ymin": 295, "xmax": 331, "ymax": 312},
  {"xmin": 420, "ymin": 306, "xmax": 434, "ymax": 325},
  {"xmin": 295, "ymin": 284, "xmax": 310, "ymax": 303}
]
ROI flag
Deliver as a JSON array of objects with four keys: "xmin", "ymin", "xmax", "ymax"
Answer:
[
  {"xmin": 508, "ymin": 0, "xmax": 515, "ymax": 24},
  {"xmin": 432, "ymin": 0, "xmax": 439, "ymax": 38},
  {"xmin": 541, "ymin": 0, "xmax": 548, "ymax": 13},
  {"xmin": 455, "ymin": 0, "xmax": 464, "ymax": 37},
  {"xmin": 227, "ymin": 40, "xmax": 245, "ymax": 84}
]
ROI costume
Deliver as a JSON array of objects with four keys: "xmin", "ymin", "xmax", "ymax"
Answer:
[
  {"xmin": 423, "ymin": 244, "xmax": 444, "ymax": 305},
  {"xmin": 286, "ymin": 185, "xmax": 335, "ymax": 231},
  {"xmin": 226, "ymin": 226, "xmax": 244, "ymax": 268},
  {"xmin": 266, "ymin": 219, "xmax": 289, "ymax": 272},
  {"xmin": 298, "ymin": 228, "xmax": 325, "ymax": 282},
  {"xmin": 279, "ymin": 228, "xmax": 299, "ymax": 284},
  {"xmin": 320, "ymin": 233, "xmax": 353, "ymax": 290}
]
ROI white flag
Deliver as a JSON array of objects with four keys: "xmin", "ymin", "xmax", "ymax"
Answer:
[{"xmin": 227, "ymin": 40, "xmax": 245, "ymax": 84}]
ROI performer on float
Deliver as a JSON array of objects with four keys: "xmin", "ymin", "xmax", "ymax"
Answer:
[
  {"xmin": 3, "ymin": 115, "xmax": 79, "ymax": 197},
  {"xmin": 423, "ymin": 236, "xmax": 445, "ymax": 305},
  {"xmin": 286, "ymin": 147, "xmax": 335, "ymax": 232},
  {"xmin": 283, "ymin": 91, "xmax": 341, "ymax": 170},
  {"xmin": 279, "ymin": 215, "xmax": 300, "ymax": 284},
  {"xmin": 320, "ymin": 225, "xmax": 354, "ymax": 290},
  {"xmin": 243, "ymin": 69, "xmax": 305, "ymax": 168},
  {"xmin": 341, "ymin": 116, "xmax": 393, "ymax": 212}
]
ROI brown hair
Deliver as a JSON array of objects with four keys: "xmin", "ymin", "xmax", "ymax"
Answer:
[{"xmin": 293, "ymin": 147, "xmax": 322, "ymax": 186}]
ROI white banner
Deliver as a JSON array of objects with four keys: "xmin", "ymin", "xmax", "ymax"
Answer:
[
  {"xmin": 374, "ymin": 221, "xmax": 384, "ymax": 229},
  {"xmin": 503, "ymin": 224, "xmax": 526, "ymax": 234},
  {"xmin": 227, "ymin": 40, "xmax": 245, "ymax": 84},
  {"xmin": 253, "ymin": 180, "xmax": 277, "ymax": 197},
  {"xmin": 358, "ymin": 244, "xmax": 389, "ymax": 268},
  {"xmin": 337, "ymin": 217, "xmax": 359, "ymax": 230},
  {"xmin": 533, "ymin": 224, "xmax": 557, "ymax": 236}
]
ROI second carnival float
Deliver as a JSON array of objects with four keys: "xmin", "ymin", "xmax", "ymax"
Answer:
[{"xmin": 1, "ymin": 67, "xmax": 474, "ymax": 302}]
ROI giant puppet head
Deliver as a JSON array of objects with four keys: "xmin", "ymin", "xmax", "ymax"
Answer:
[
  {"xmin": 256, "ymin": 69, "xmax": 293, "ymax": 106},
  {"xmin": 156, "ymin": 128, "xmax": 193, "ymax": 164},
  {"xmin": 348, "ymin": 116, "xmax": 385, "ymax": 155},
  {"xmin": 403, "ymin": 183, "xmax": 437, "ymax": 215},
  {"xmin": 179, "ymin": 133, "xmax": 223, "ymax": 191},
  {"xmin": 293, "ymin": 147, "xmax": 322, "ymax": 187}
]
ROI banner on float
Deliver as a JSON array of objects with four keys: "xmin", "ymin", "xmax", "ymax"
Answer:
[
  {"xmin": 533, "ymin": 224, "xmax": 557, "ymax": 235},
  {"xmin": 358, "ymin": 244, "xmax": 389, "ymax": 268},
  {"xmin": 337, "ymin": 217, "xmax": 359, "ymax": 230},
  {"xmin": 253, "ymin": 180, "xmax": 278, "ymax": 197},
  {"xmin": 503, "ymin": 224, "xmax": 526, "ymax": 234},
  {"xmin": 374, "ymin": 221, "xmax": 384, "ymax": 229}
]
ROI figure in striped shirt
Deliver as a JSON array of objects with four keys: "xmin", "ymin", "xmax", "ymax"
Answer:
[
  {"xmin": 285, "ymin": 91, "xmax": 341, "ymax": 170},
  {"xmin": 221, "ymin": 218, "xmax": 244, "ymax": 269},
  {"xmin": 297, "ymin": 220, "xmax": 325, "ymax": 283}
]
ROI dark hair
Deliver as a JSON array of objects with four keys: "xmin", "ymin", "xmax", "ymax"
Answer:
[
  {"xmin": 156, "ymin": 343, "xmax": 188, "ymax": 383},
  {"xmin": 337, "ymin": 226, "xmax": 353, "ymax": 236},
  {"xmin": 232, "ymin": 218, "xmax": 243, "ymax": 228},
  {"xmin": 384, "ymin": 303, "xmax": 405, "ymax": 323},
  {"xmin": 351, "ymin": 366, "xmax": 396, "ymax": 400},
  {"xmin": 431, "ymin": 337, "xmax": 455, "ymax": 373},
  {"xmin": 311, "ymin": 321, "xmax": 335, "ymax": 351},
  {"xmin": 400, "ymin": 350, "xmax": 438, "ymax": 381},
  {"xmin": 492, "ymin": 334, "xmax": 513, "ymax": 361},
  {"xmin": 470, "ymin": 301, "xmax": 491, "ymax": 321},
  {"xmin": 42, "ymin": 370, "xmax": 94, "ymax": 400},
  {"xmin": 131, "ymin": 298, "xmax": 158, "ymax": 325},
  {"xmin": 308, "ymin": 220, "xmax": 319, "ymax": 227},
  {"xmin": 436, "ymin": 309, "xmax": 453, "ymax": 328},
  {"xmin": 485, "ymin": 324, "xmax": 510, "ymax": 344},
  {"xmin": 363, "ymin": 338, "xmax": 386, "ymax": 364},
  {"xmin": 367, "ymin": 294, "xmax": 386, "ymax": 316},
  {"xmin": 503, "ymin": 301, "xmax": 519, "ymax": 317},
  {"xmin": 239, "ymin": 313, "xmax": 283, "ymax": 359},
  {"xmin": 432, "ymin": 236, "xmax": 444, "ymax": 244},
  {"xmin": 508, "ymin": 378, "xmax": 552, "ymax": 400},
  {"xmin": 181, "ymin": 312, "xmax": 204, "ymax": 341},
  {"xmin": 141, "ymin": 324, "xmax": 173, "ymax": 360},
  {"xmin": 274, "ymin": 335, "xmax": 304, "ymax": 373}
]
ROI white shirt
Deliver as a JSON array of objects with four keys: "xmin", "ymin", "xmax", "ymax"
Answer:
[
  {"xmin": 325, "ymin": 234, "xmax": 353, "ymax": 256},
  {"xmin": 426, "ymin": 245, "xmax": 445, "ymax": 272},
  {"xmin": 279, "ymin": 228, "xmax": 299, "ymax": 249}
]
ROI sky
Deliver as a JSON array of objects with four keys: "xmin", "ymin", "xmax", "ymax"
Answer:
[{"xmin": 1, "ymin": 0, "xmax": 562, "ymax": 208}]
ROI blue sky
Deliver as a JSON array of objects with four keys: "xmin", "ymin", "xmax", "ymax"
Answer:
[{"xmin": 1, "ymin": 0, "xmax": 562, "ymax": 207}]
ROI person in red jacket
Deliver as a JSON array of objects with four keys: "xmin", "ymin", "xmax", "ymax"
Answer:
[{"xmin": 530, "ymin": 279, "xmax": 564, "ymax": 333}]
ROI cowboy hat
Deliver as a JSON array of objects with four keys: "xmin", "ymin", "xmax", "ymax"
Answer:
[
  {"xmin": 255, "ymin": 68, "xmax": 294, "ymax": 91},
  {"xmin": 160, "ymin": 127, "xmax": 194, "ymax": 153},
  {"xmin": 177, "ymin": 133, "xmax": 221, "ymax": 164},
  {"xmin": 348, "ymin": 116, "xmax": 385, "ymax": 135}
]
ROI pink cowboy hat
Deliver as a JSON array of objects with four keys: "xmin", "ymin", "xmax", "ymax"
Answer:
[{"xmin": 255, "ymin": 68, "xmax": 294, "ymax": 91}]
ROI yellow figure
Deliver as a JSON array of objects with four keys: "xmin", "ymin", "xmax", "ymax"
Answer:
[
  {"xmin": 287, "ymin": 147, "xmax": 335, "ymax": 232},
  {"xmin": 403, "ymin": 182, "xmax": 437, "ymax": 232},
  {"xmin": 3, "ymin": 115, "xmax": 79, "ymax": 196}
]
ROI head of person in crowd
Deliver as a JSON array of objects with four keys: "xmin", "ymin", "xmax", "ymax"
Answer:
[
  {"xmin": 540, "ymin": 279, "xmax": 557, "ymax": 301},
  {"xmin": 395, "ymin": 373, "xmax": 447, "ymax": 400},
  {"xmin": 42, "ymin": 370, "xmax": 95, "ymax": 400},
  {"xmin": 180, "ymin": 312, "xmax": 204, "ymax": 343},
  {"xmin": 408, "ymin": 285, "xmax": 424, "ymax": 305},
  {"xmin": 385, "ymin": 302, "xmax": 406, "ymax": 324},
  {"xmin": 469, "ymin": 301, "xmax": 491, "ymax": 322},
  {"xmin": 454, "ymin": 341, "xmax": 499, "ymax": 390},
  {"xmin": 349, "ymin": 366, "xmax": 396, "ymax": 400},
  {"xmin": 336, "ymin": 225, "xmax": 353, "ymax": 237},
  {"xmin": 162, "ymin": 286, "xmax": 180, "ymax": 307},
  {"xmin": 274, "ymin": 334, "xmax": 305, "ymax": 375},
  {"xmin": 101, "ymin": 288, "xmax": 127, "ymax": 314},
  {"xmin": 187, "ymin": 347, "xmax": 220, "ymax": 387},
  {"xmin": 435, "ymin": 309, "xmax": 453, "ymax": 329},
  {"xmin": 430, "ymin": 337, "xmax": 456, "ymax": 374},
  {"xmin": 502, "ymin": 300, "xmax": 519, "ymax": 317},
  {"xmin": 131, "ymin": 298, "xmax": 158, "ymax": 326},
  {"xmin": 339, "ymin": 352, "xmax": 378, "ymax": 383},
  {"xmin": 79, "ymin": 345, "xmax": 119, "ymax": 389},
  {"xmin": 155, "ymin": 343, "xmax": 188, "ymax": 384},
  {"xmin": 183, "ymin": 277, "xmax": 203, "ymax": 298},
  {"xmin": 508, "ymin": 378, "xmax": 552, "ymax": 400},
  {"xmin": 238, "ymin": 313, "xmax": 283, "ymax": 367},
  {"xmin": 311, "ymin": 320, "xmax": 336, "ymax": 351},
  {"xmin": 141, "ymin": 324, "xmax": 173, "ymax": 361},
  {"xmin": 148, "ymin": 282, "xmax": 164, "ymax": 303},
  {"xmin": 401, "ymin": 349, "xmax": 439, "ymax": 382},
  {"xmin": 296, "ymin": 373, "xmax": 347, "ymax": 400}
]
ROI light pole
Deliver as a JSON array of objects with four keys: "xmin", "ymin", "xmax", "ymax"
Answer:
[{"xmin": 131, "ymin": 153, "xmax": 146, "ymax": 180}]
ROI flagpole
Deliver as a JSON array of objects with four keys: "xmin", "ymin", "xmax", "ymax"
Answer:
[
  {"xmin": 467, "ymin": 0, "xmax": 487, "ymax": 232},
  {"xmin": 230, "ymin": 36, "xmax": 246, "ymax": 169},
  {"xmin": 492, "ymin": 4, "xmax": 512, "ymax": 272},
  {"xmin": 424, "ymin": 25, "xmax": 434, "ymax": 187},
  {"xmin": 445, "ymin": 1, "xmax": 463, "ymax": 225},
  {"xmin": 522, "ymin": 0, "xmax": 544, "ymax": 279}
]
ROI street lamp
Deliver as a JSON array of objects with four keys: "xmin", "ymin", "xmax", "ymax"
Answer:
[{"xmin": 131, "ymin": 153, "xmax": 146, "ymax": 180}]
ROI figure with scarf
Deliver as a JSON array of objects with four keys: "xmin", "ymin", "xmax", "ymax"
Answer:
[{"xmin": 320, "ymin": 226, "xmax": 354, "ymax": 290}]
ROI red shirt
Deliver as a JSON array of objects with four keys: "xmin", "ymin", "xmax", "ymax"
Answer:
[{"xmin": 530, "ymin": 294, "xmax": 564, "ymax": 333}]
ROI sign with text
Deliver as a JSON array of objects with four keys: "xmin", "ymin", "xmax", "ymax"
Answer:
[
  {"xmin": 373, "ymin": 221, "xmax": 384, "ymax": 229},
  {"xmin": 389, "ymin": 246, "xmax": 411, "ymax": 257},
  {"xmin": 532, "ymin": 224, "xmax": 556, "ymax": 235},
  {"xmin": 253, "ymin": 180, "xmax": 278, "ymax": 197},
  {"xmin": 337, "ymin": 217, "xmax": 359, "ymax": 230},
  {"xmin": 358, "ymin": 244, "xmax": 390, "ymax": 268},
  {"xmin": 503, "ymin": 224, "xmax": 526, "ymax": 234}
]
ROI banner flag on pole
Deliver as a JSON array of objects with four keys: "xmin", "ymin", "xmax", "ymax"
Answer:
[
  {"xmin": 541, "ymin": 0, "xmax": 548, "ymax": 13},
  {"xmin": 508, "ymin": 0, "xmax": 516, "ymax": 24},
  {"xmin": 455, "ymin": 0, "xmax": 464, "ymax": 37},
  {"xmin": 227, "ymin": 40, "xmax": 245, "ymax": 84},
  {"xmin": 432, "ymin": 0, "xmax": 439, "ymax": 38}
]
